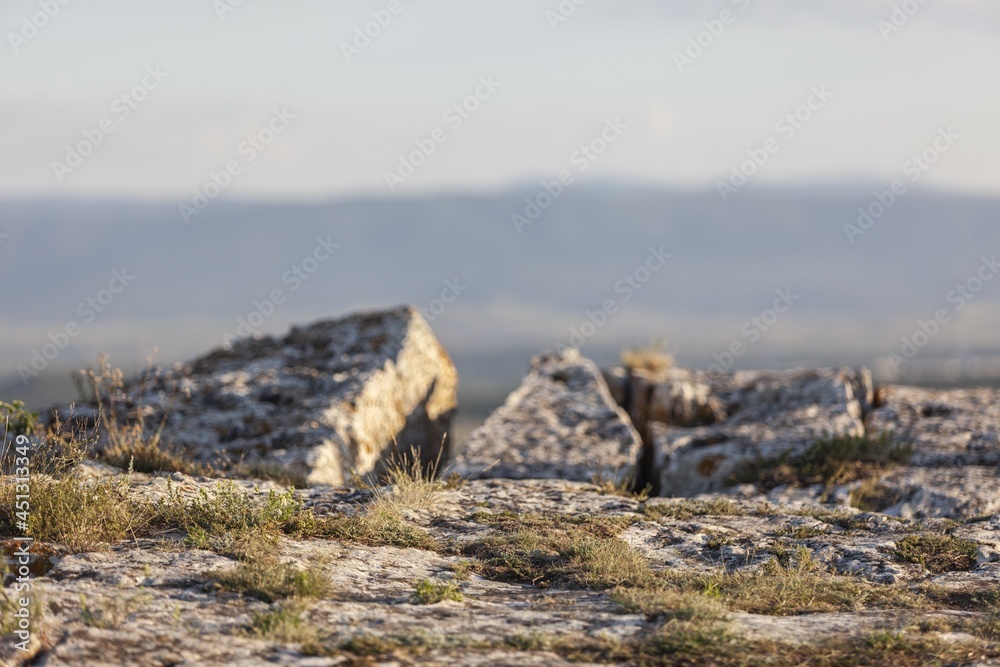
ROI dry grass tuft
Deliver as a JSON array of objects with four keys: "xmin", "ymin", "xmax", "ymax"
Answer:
[
  {"xmin": 621, "ymin": 339, "xmax": 674, "ymax": 374},
  {"xmin": 251, "ymin": 599, "xmax": 321, "ymax": 645},
  {"xmin": 214, "ymin": 560, "xmax": 331, "ymax": 603},
  {"xmin": 463, "ymin": 512, "xmax": 648, "ymax": 589},
  {"xmin": 371, "ymin": 448, "xmax": 445, "ymax": 512},
  {"xmin": 895, "ymin": 534, "xmax": 979, "ymax": 573},
  {"xmin": 0, "ymin": 474, "xmax": 151, "ymax": 552},
  {"xmin": 78, "ymin": 355, "xmax": 205, "ymax": 476}
]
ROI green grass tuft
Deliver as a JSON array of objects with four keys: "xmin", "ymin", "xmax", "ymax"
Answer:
[
  {"xmin": 310, "ymin": 502, "xmax": 438, "ymax": 551},
  {"xmin": 251, "ymin": 599, "xmax": 321, "ymax": 645},
  {"xmin": 154, "ymin": 480, "xmax": 306, "ymax": 560},
  {"xmin": 411, "ymin": 579, "xmax": 463, "ymax": 604}
]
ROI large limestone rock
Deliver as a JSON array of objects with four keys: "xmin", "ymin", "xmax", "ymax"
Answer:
[
  {"xmin": 608, "ymin": 367, "xmax": 870, "ymax": 496},
  {"xmin": 449, "ymin": 349, "xmax": 642, "ymax": 483},
  {"xmin": 57, "ymin": 306, "xmax": 458, "ymax": 487}
]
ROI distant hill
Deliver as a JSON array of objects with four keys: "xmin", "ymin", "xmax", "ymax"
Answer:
[{"xmin": 1, "ymin": 185, "xmax": 998, "ymax": 422}]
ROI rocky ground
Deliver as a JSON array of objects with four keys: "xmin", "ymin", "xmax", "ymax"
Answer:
[
  {"xmin": 3, "ymin": 306, "xmax": 1000, "ymax": 666},
  {"xmin": 4, "ymin": 468, "xmax": 1000, "ymax": 666}
]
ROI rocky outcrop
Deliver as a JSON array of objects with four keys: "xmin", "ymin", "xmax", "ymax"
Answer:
[
  {"xmin": 449, "ymin": 350, "xmax": 642, "ymax": 484},
  {"xmin": 52, "ymin": 306, "xmax": 459, "ymax": 487},
  {"xmin": 607, "ymin": 367, "xmax": 870, "ymax": 496},
  {"xmin": 11, "ymin": 320, "xmax": 1000, "ymax": 666},
  {"xmin": 468, "ymin": 358, "xmax": 1000, "ymax": 517},
  {"xmin": 605, "ymin": 370, "xmax": 1000, "ymax": 519}
]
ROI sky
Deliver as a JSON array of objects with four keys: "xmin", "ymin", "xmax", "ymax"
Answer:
[{"xmin": 1, "ymin": 0, "xmax": 999, "ymax": 201}]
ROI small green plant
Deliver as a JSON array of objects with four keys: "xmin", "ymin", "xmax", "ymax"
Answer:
[
  {"xmin": 642, "ymin": 497, "xmax": 748, "ymax": 521},
  {"xmin": 251, "ymin": 599, "xmax": 320, "ymax": 645},
  {"xmin": 155, "ymin": 481, "xmax": 306, "ymax": 560},
  {"xmin": 864, "ymin": 631, "xmax": 911, "ymax": 653},
  {"xmin": 462, "ymin": 512, "xmax": 649, "ymax": 589},
  {"xmin": 778, "ymin": 524, "xmax": 829, "ymax": 539},
  {"xmin": 610, "ymin": 587, "xmax": 728, "ymax": 623},
  {"xmin": 451, "ymin": 559, "xmax": 474, "ymax": 581},
  {"xmin": 658, "ymin": 548, "xmax": 921, "ymax": 616},
  {"xmin": 411, "ymin": 579, "xmax": 463, "ymax": 604},
  {"xmin": 0, "ymin": 400, "xmax": 39, "ymax": 437},
  {"xmin": 312, "ymin": 502, "xmax": 437, "ymax": 550},
  {"xmin": 894, "ymin": 534, "xmax": 979, "ymax": 573}
]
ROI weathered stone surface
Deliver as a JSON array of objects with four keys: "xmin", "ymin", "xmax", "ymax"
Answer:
[
  {"xmin": 449, "ymin": 350, "xmax": 642, "ymax": 483},
  {"xmin": 49, "ymin": 306, "xmax": 458, "ymax": 487},
  {"xmin": 606, "ymin": 367, "xmax": 1000, "ymax": 518},
  {"xmin": 10, "ymin": 471, "xmax": 1000, "ymax": 666},
  {"xmin": 867, "ymin": 385, "xmax": 1000, "ymax": 466},
  {"xmin": 611, "ymin": 366, "xmax": 874, "ymax": 432},
  {"xmin": 622, "ymin": 367, "xmax": 728, "ymax": 431},
  {"xmin": 694, "ymin": 464, "xmax": 1000, "ymax": 522},
  {"xmin": 875, "ymin": 466, "xmax": 1000, "ymax": 519},
  {"xmin": 644, "ymin": 368, "xmax": 868, "ymax": 496}
]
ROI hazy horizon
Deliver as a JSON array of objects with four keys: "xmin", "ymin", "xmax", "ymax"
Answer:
[{"xmin": 3, "ymin": 185, "xmax": 999, "ymax": 430}]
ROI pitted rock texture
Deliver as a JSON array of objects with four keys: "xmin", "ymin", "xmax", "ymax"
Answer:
[
  {"xmin": 879, "ymin": 466, "xmax": 1000, "ymax": 519},
  {"xmin": 48, "ymin": 306, "xmax": 458, "ymax": 487},
  {"xmin": 607, "ymin": 370, "xmax": 1000, "ymax": 519},
  {"xmin": 449, "ymin": 350, "xmax": 642, "ymax": 483},
  {"xmin": 695, "ymin": 464, "xmax": 1000, "ymax": 523},
  {"xmin": 8, "ymin": 471, "xmax": 1000, "ymax": 666},
  {"xmin": 867, "ymin": 385, "xmax": 1000, "ymax": 466},
  {"xmin": 638, "ymin": 368, "xmax": 869, "ymax": 496}
]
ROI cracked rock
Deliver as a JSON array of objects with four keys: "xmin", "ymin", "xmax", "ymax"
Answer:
[{"xmin": 450, "ymin": 350, "xmax": 642, "ymax": 484}]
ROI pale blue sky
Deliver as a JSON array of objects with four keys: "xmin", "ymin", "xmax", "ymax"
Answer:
[{"xmin": 2, "ymin": 0, "xmax": 999, "ymax": 199}]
